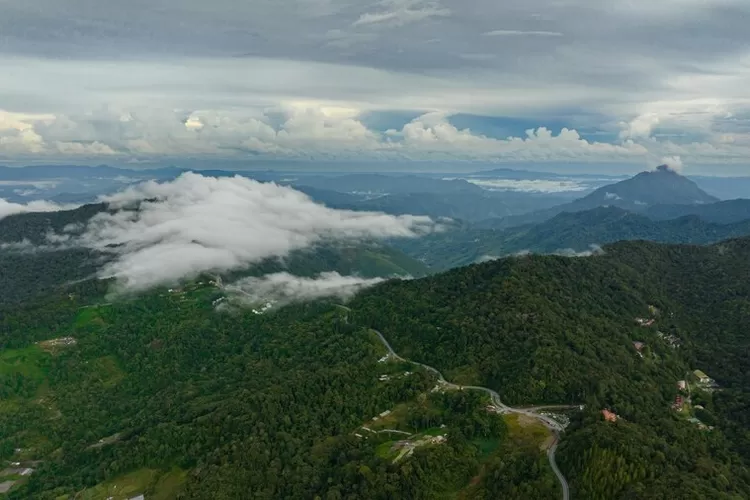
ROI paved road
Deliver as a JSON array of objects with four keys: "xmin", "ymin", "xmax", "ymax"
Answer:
[
  {"xmin": 548, "ymin": 436, "xmax": 570, "ymax": 500},
  {"xmin": 366, "ymin": 321, "xmax": 571, "ymax": 499}
]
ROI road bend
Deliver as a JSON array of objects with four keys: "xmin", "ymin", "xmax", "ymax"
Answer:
[{"xmin": 355, "ymin": 312, "xmax": 571, "ymax": 500}]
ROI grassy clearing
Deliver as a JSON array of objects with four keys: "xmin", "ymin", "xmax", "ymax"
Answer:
[
  {"xmin": 503, "ymin": 413, "xmax": 550, "ymax": 447},
  {"xmin": 375, "ymin": 440, "xmax": 397, "ymax": 460},
  {"xmin": 150, "ymin": 467, "xmax": 189, "ymax": 500},
  {"xmin": 76, "ymin": 468, "xmax": 159, "ymax": 500},
  {"xmin": 74, "ymin": 308, "xmax": 106, "ymax": 330},
  {"xmin": 0, "ymin": 345, "xmax": 49, "ymax": 381},
  {"xmin": 74, "ymin": 467, "xmax": 186, "ymax": 500}
]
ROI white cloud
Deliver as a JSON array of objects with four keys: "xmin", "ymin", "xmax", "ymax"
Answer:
[
  {"xmin": 391, "ymin": 113, "xmax": 648, "ymax": 160},
  {"xmin": 553, "ymin": 244, "xmax": 605, "ymax": 257},
  {"xmin": 659, "ymin": 155, "xmax": 684, "ymax": 172},
  {"xmin": 67, "ymin": 173, "xmax": 435, "ymax": 292},
  {"xmin": 619, "ymin": 113, "xmax": 661, "ymax": 140},
  {"xmin": 227, "ymin": 271, "xmax": 385, "ymax": 306},
  {"xmin": 0, "ymin": 198, "xmax": 78, "ymax": 220}
]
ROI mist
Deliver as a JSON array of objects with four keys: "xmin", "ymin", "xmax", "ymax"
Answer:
[
  {"xmin": 69, "ymin": 173, "xmax": 435, "ymax": 292},
  {"xmin": 226, "ymin": 271, "xmax": 386, "ymax": 306}
]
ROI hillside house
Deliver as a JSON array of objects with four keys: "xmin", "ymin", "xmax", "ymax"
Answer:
[
  {"xmin": 602, "ymin": 409, "xmax": 618, "ymax": 422},
  {"xmin": 677, "ymin": 380, "xmax": 687, "ymax": 391},
  {"xmin": 672, "ymin": 395, "xmax": 684, "ymax": 411}
]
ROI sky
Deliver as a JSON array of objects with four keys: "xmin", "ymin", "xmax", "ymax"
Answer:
[{"xmin": 2, "ymin": 0, "xmax": 750, "ymax": 174}]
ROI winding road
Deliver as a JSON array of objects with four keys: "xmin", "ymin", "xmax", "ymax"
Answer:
[{"xmin": 365, "ymin": 318, "xmax": 571, "ymax": 500}]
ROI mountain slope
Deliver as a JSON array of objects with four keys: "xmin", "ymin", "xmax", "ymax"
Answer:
[
  {"xmin": 395, "ymin": 206, "xmax": 750, "ymax": 270},
  {"xmin": 646, "ymin": 198, "xmax": 750, "ymax": 223},
  {"xmin": 352, "ymin": 237, "xmax": 750, "ymax": 498},
  {"xmin": 480, "ymin": 165, "xmax": 719, "ymax": 229},
  {"xmin": 2, "ymin": 238, "xmax": 750, "ymax": 498}
]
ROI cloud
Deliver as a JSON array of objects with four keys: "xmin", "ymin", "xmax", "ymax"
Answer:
[
  {"xmin": 460, "ymin": 178, "xmax": 589, "ymax": 193},
  {"xmin": 553, "ymin": 244, "xmax": 605, "ymax": 257},
  {"xmin": 68, "ymin": 173, "xmax": 434, "ymax": 292},
  {"xmin": 619, "ymin": 113, "xmax": 661, "ymax": 140},
  {"xmin": 482, "ymin": 30, "xmax": 563, "ymax": 37},
  {"xmin": 659, "ymin": 155, "xmax": 684, "ymax": 172},
  {"xmin": 0, "ymin": 198, "xmax": 78, "ymax": 220},
  {"xmin": 226, "ymin": 271, "xmax": 385, "ymax": 306}
]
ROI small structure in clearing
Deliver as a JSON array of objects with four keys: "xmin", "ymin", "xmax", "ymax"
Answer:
[{"xmin": 602, "ymin": 409, "xmax": 619, "ymax": 422}]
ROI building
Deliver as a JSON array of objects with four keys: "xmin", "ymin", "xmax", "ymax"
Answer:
[
  {"xmin": 602, "ymin": 409, "xmax": 618, "ymax": 422},
  {"xmin": 672, "ymin": 395, "xmax": 684, "ymax": 411},
  {"xmin": 693, "ymin": 369, "xmax": 711, "ymax": 384},
  {"xmin": 677, "ymin": 380, "xmax": 687, "ymax": 391}
]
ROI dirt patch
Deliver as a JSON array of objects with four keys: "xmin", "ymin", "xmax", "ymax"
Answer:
[{"xmin": 514, "ymin": 413, "xmax": 539, "ymax": 428}]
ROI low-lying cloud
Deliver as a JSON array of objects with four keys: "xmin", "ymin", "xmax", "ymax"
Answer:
[
  {"xmin": 227, "ymin": 272, "xmax": 386, "ymax": 306},
  {"xmin": 462, "ymin": 178, "xmax": 589, "ymax": 193},
  {"xmin": 0, "ymin": 198, "xmax": 77, "ymax": 220},
  {"xmin": 69, "ymin": 173, "xmax": 435, "ymax": 292},
  {"xmin": 553, "ymin": 244, "xmax": 605, "ymax": 257}
]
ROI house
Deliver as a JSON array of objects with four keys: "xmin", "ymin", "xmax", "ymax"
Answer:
[
  {"xmin": 602, "ymin": 409, "xmax": 618, "ymax": 422},
  {"xmin": 672, "ymin": 395, "xmax": 684, "ymax": 411},
  {"xmin": 693, "ymin": 369, "xmax": 711, "ymax": 384},
  {"xmin": 633, "ymin": 341, "xmax": 645, "ymax": 351},
  {"xmin": 379, "ymin": 410, "xmax": 392, "ymax": 418},
  {"xmin": 677, "ymin": 380, "xmax": 687, "ymax": 391}
]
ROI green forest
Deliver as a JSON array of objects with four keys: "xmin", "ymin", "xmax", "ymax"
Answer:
[{"xmin": 2, "ymin": 232, "xmax": 750, "ymax": 498}]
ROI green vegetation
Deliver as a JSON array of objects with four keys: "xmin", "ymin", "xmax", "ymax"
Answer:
[
  {"xmin": 3, "ymin": 212, "xmax": 750, "ymax": 498},
  {"xmin": 353, "ymin": 237, "xmax": 750, "ymax": 498}
]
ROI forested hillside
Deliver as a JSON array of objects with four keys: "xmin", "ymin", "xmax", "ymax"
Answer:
[
  {"xmin": 395, "ymin": 206, "xmax": 750, "ymax": 270},
  {"xmin": 2, "ymin": 236, "xmax": 750, "ymax": 498},
  {"xmin": 352, "ymin": 238, "xmax": 750, "ymax": 498}
]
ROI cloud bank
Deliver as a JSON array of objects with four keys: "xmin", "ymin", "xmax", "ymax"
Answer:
[
  {"xmin": 68, "ymin": 173, "xmax": 434, "ymax": 292},
  {"xmin": 228, "ymin": 272, "xmax": 385, "ymax": 306},
  {"xmin": 0, "ymin": 198, "xmax": 77, "ymax": 220}
]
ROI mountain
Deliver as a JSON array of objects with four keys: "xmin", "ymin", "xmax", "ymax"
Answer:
[
  {"xmin": 4, "ymin": 237, "xmax": 750, "ymax": 498},
  {"xmin": 646, "ymin": 198, "xmax": 750, "ymax": 224},
  {"xmin": 574, "ymin": 165, "xmax": 718, "ymax": 208},
  {"xmin": 395, "ymin": 206, "xmax": 750, "ymax": 270},
  {"xmin": 480, "ymin": 165, "xmax": 719, "ymax": 229}
]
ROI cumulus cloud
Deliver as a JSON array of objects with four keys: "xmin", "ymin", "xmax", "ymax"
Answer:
[
  {"xmin": 619, "ymin": 113, "xmax": 660, "ymax": 140},
  {"xmin": 67, "ymin": 173, "xmax": 434, "ymax": 292},
  {"xmin": 0, "ymin": 198, "xmax": 78, "ymax": 220},
  {"xmin": 391, "ymin": 113, "xmax": 648, "ymax": 160},
  {"xmin": 659, "ymin": 155, "xmax": 684, "ymax": 173},
  {"xmin": 226, "ymin": 271, "xmax": 386, "ymax": 306}
]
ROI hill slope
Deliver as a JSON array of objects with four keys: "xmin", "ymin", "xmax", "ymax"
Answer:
[
  {"xmin": 352, "ymin": 237, "xmax": 750, "ymax": 498},
  {"xmin": 2, "ymin": 238, "xmax": 750, "ymax": 498},
  {"xmin": 395, "ymin": 206, "xmax": 750, "ymax": 270}
]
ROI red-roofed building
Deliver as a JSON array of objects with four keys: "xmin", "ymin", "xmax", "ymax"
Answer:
[{"xmin": 602, "ymin": 409, "xmax": 618, "ymax": 422}]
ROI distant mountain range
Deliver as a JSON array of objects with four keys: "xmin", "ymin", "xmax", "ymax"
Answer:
[{"xmin": 395, "ymin": 204, "xmax": 750, "ymax": 270}]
